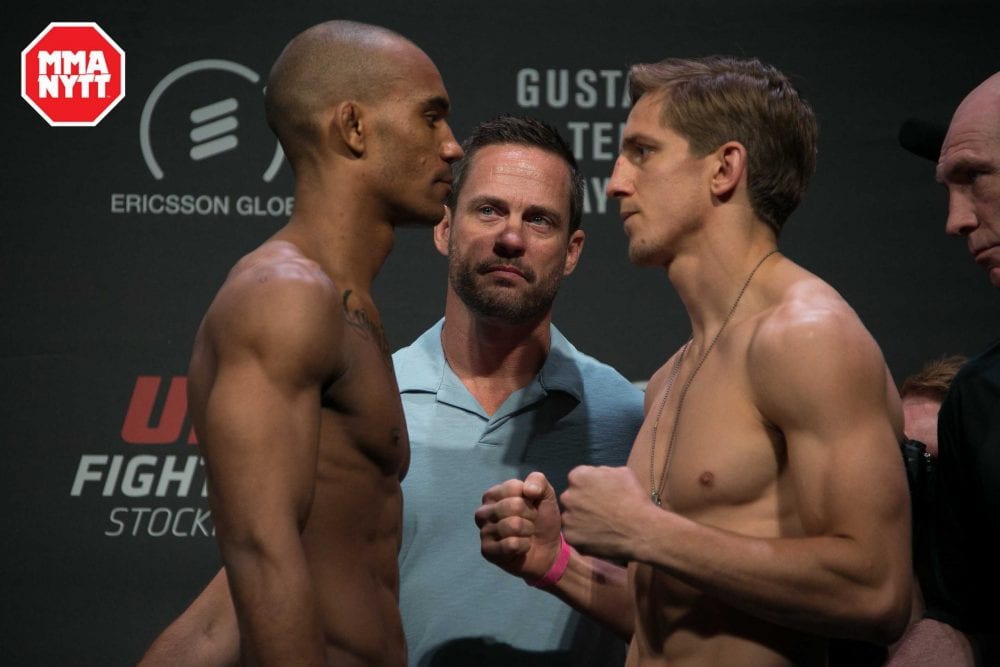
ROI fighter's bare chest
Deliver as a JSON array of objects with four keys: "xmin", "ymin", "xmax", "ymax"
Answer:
[
  {"xmin": 317, "ymin": 296, "xmax": 409, "ymax": 476},
  {"xmin": 319, "ymin": 363, "xmax": 409, "ymax": 476},
  {"xmin": 629, "ymin": 360, "xmax": 784, "ymax": 516}
]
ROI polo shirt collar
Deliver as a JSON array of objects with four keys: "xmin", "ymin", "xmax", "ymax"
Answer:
[{"xmin": 394, "ymin": 318, "xmax": 585, "ymax": 406}]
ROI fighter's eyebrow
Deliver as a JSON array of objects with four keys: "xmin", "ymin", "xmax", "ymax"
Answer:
[
  {"xmin": 621, "ymin": 132, "xmax": 659, "ymax": 151},
  {"xmin": 424, "ymin": 95, "xmax": 450, "ymax": 115}
]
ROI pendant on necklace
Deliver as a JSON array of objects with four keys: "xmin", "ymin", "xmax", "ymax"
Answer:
[{"xmin": 651, "ymin": 491, "xmax": 662, "ymax": 507}]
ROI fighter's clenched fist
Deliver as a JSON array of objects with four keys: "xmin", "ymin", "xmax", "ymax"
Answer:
[{"xmin": 475, "ymin": 471, "xmax": 564, "ymax": 583}]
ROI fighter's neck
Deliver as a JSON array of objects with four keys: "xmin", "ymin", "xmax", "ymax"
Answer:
[
  {"xmin": 667, "ymin": 239, "xmax": 779, "ymax": 344},
  {"xmin": 273, "ymin": 199, "xmax": 396, "ymax": 292}
]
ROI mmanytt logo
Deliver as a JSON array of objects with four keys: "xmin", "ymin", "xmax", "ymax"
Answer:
[
  {"xmin": 140, "ymin": 59, "xmax": 283, "ymax": 182},
  {"xmin": 21, "ymin": 22, "xmax": 125, "ymax": 127}
]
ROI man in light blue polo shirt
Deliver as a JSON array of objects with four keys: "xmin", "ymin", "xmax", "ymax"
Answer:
[{"xmin": 395, "ymin": 115, "xmax": 644, "ymax": 666}]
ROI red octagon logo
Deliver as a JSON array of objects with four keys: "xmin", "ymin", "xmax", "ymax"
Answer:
[{"xmin": 21, "ymin": 22, "xmax": 125, "ymax": 127}]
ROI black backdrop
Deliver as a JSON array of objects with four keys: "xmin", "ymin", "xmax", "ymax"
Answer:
[{"xmin": 4, "ymin": 1, "xmax": 1000, "ymax": 664}]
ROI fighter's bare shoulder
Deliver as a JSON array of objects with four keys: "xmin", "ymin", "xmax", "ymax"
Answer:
[
  {"xmin": 201, "ymin": 240, "xmax": 347, "ymax": 381},
  {"xmin": 747, "ymin": 273, "xmax": 892, "ymax": 428}
]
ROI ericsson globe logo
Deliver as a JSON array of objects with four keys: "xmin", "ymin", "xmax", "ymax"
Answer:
[
  {"xmin": 112, "ymin": 59, "xmax": 293, "ymax": 218},
  {"xmin": 141, "ymin": 59, "xmax": 283, "ymax": 183}
]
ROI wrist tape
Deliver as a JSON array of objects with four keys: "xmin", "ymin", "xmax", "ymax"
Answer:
[{"xmin": 529, "ymin": 533, "xmax": 571, "ymax": 588}]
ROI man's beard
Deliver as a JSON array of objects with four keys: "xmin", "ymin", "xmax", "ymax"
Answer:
[{"xmin": 450, "ymin": 254, "xmax": 564, "ymax": 325}]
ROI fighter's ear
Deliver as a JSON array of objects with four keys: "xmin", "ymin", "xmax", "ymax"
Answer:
[
  {"xmin": 433, "ymin": 206, "xmax": 452, "ymax": 257},
  {"xmin": 710, "ymin": 141, "xmax": 747, "ymax": 198},
  {"xmin": 335, "ymin": 101, "xmax": 365, "ymax": 156}
]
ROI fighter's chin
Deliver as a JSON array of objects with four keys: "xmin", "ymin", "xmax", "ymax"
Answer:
[
  {"xmin": 399, "ymin": 203, "xmax": 448, "ymax": 228},
  {"xmin": 627, "ymin": 240, "xmax": 658, "ymax": 267}
]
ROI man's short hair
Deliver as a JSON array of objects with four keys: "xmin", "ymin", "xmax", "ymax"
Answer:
[
  {"xmin": 264, "ymin": 21, "xmax": 408, "ymax": 166},
  {"xmin": 448, "ymin": 114, "xmax": 585, "ymax": 233},
  {"xmin": 628, "ymin": 56, "xmax": 818, "ymax": 235},
  {"xmin": 900, "ymin": 354, "xmax": 968, "ymax": 401}
]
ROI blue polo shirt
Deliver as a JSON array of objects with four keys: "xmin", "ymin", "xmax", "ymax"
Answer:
[{"xmin": 395, "ymin": 319, "xmax": 644, "ymax": 666}]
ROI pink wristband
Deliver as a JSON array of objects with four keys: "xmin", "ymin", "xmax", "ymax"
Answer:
[{"xmin": 529, "ymin": 533, "xmax": 571, "ymax": 588}]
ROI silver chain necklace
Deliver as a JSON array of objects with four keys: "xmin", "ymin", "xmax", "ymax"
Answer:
[{"xmin": 648, "ymin": 249, "xmax": 778, "ymax": 507}]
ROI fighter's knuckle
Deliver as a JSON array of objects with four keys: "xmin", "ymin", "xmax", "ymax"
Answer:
[
  {"xmin": 497, "ymin": 537, "xmax": 525, "ymax": 556},
  {"xmin": 505, "ymin": 516, "xmax": 528, "ymax": 536},
  {"xmin": 495, "ymin": 497, "xmax": 521, "ymax": 518},
  {"xmin": 505, "ymin": 520, "xmax": 524, "ymax": 538}
]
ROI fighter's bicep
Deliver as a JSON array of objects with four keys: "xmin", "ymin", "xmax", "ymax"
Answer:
[
  {"xmin": 751, "ymin": 315, "xmax": 905, "ymax": 535},
  {"xmin": 200, "ymin": 356, "xmax": 322, "ymax": 536},
  {"xmin": 197, "ymin": 275, "xmax": 346, "ymax": 535}
]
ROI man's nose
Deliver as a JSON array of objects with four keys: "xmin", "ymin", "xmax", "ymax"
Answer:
[
  {"xmin": 441, "ymin": 125, "xmax": 464, "ymax": 164},
  {"xmin": 945, "ymin": 190, "xmax": 978, "ymax": 237},
  {"xmin": 493, "ymin": 218, "xmax": 527, "ymax": 257},
  {"xmin": 606, "ymin": 155, "xmax": 632, "ymax": 199}
]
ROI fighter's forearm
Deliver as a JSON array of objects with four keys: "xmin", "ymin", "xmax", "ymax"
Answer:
[
  {"xmin": 139, "ymin": 569, "xmax": 239, "ymax": 667},
  {"xmin": 545, "ymin": 548, "xmax": 634, "ymax": 640},
  {"xmin": 223, "ymin": 543, "xmax": 326, "ymax": 666},
  {"xmin": 631, "ymin": 511, "xmax": 910, "ymax": 644},
  {"xmin": 140, "ymin": 614, "xmax": 239, "ymax": 667}
]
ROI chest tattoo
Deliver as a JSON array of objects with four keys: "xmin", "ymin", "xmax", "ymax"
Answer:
[{"xmin": 342, "ymin": 290, "xmax": 392, "ymax": 368}]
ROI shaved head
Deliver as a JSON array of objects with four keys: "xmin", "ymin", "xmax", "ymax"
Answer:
[
  {"xmin": 264, "ymin": 20, "xmax": 429, "ymax": 164},
  {"xmin": 946, "ymin": 70, "xmax": 1000, "ymax": 145}
]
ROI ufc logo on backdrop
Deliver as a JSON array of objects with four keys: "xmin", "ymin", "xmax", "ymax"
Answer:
[{"xmin": 121, "ymin": 376, "xmax": 197, "ymax": 445}]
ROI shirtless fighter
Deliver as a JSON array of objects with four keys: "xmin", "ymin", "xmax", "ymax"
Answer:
[
  {"xmin": 476, "ymin": 56, "xmax": 912, "ymax": 666},
  {"xmin": 139, "ymin": 20, "xmax": 462, "ymax": 666}
]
